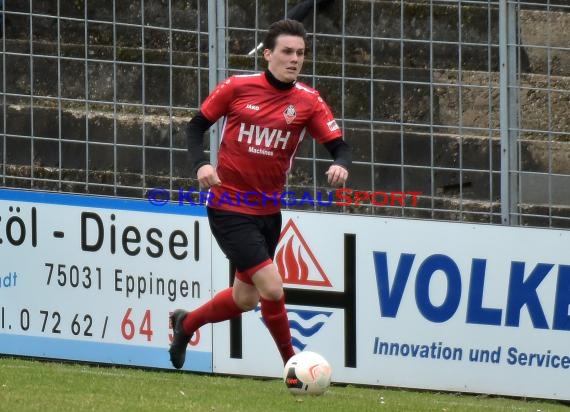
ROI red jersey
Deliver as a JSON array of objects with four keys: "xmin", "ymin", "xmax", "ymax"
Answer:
[{"xmin": 200, "ymin": 72, "xmax": 342, "ymax": 215}]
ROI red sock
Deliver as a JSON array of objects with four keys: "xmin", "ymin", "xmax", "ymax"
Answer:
[
  {"xmin": 260, "ymin": 296, "xmax": 295, "ymax": 364},
  {"xmin": 182, "ymin": 288, "xmax": 243, "ymax": 335}
]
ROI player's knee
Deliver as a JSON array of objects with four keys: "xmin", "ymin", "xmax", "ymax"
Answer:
[
  {"xmin": 259, "ymin": 283, "xmax": 284, "ymax": 301},
  {"xmin": 252, "ymin": 264, "xmax": 284, "ymax": 301},
  {"xmin": 234, "ymin": 291, "xmax": 259, "ymax": 311}
]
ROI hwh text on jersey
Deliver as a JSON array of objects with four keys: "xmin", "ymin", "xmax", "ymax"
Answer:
[{"xmin": 237, "ymin": 122, "xmax": 291, "ymax": 150}]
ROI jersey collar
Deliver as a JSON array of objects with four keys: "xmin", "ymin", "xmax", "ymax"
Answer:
[{"xmin": 264, "ymin": 69, "xmax": 296, "ymax": 91}]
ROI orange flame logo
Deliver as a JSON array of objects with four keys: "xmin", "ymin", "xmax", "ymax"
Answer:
[
  {"xmin": 276, "ymin": 236, "xmax": 310, "ymax": 283},
  {"xmin": 274, "ymin": 219, "xmax": 332, "ymax": 287}
]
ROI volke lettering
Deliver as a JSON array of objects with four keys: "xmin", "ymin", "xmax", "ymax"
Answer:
[{"xmin": 373, "ymin": 251, "xmax": 570, "ymax": 331}]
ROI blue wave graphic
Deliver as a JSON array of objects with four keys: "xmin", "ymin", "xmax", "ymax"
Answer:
[
  {"xmin": 255, "ymin": 307, "xmax": 333, "ymax": 351},
  {"xmin": 288, "ymin": 320, "xmax": 326, "ymax": 337},
  {"xmin": 291, "ymin": 336, "xmax": 306, "ymax": 352},
  {"xmin": 287, "ymin": 308, "xmax": 332, "ymax": 320}
]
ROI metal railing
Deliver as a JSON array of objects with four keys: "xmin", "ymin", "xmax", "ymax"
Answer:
[{"xmin": 1, "ymin": 0, "xmax": 568, "ymax": 228}]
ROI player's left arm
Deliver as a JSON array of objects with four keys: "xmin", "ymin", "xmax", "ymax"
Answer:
[
  {"xmin": 323, "ymin": 138, "xmax": 351, "ymax": 186},
  {"xmin": 308, "ymin": 94, "xmax": 352, "ymax": 187}
]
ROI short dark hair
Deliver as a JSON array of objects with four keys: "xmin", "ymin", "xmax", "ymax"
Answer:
[{"xmin": 263, "ymin": 19, "xmax": 307, "ymax": 51}]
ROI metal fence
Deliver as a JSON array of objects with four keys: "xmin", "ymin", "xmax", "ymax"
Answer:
[{"xmin": 1, "ymin": 0, "xmax": 569, "ymax": 229}]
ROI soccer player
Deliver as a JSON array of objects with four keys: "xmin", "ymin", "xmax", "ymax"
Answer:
[{"xmin": 168, "ymin": 18, "xmax": 351, "ymax": 369}]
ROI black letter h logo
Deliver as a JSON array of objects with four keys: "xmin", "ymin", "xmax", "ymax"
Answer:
[{"xmin": 229, "ymin": 234, "xmax": 356, "ymax": 368}]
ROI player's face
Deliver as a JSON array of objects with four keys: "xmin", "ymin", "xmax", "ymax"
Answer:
[{"xmin": 264, "ymin": 35, "xmax": 305, "ymax": 83}]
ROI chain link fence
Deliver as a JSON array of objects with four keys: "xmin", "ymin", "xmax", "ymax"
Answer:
[{"xmin": 1, "ymin": 0, "xmax": 569, "ymax": 228}]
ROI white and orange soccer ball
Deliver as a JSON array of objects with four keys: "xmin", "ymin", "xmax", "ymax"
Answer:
[{"xmin": 283, "ymin": 351, "xmax": 332, "ymax": 395}]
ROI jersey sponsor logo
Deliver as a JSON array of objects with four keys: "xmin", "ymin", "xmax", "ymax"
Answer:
[
  {"xmin": 245, "ymin": 103, "xmax": 260, "ymax": 111},
  {"xmin": 247, "ymin": 146, "xmax": 274, "ymax": 156},
  {"xmin": 237, "ymin": 122, "xmax": 291, "ymax": 150},
  {"xmin": 327, "ymin": 119, "xmax": 339, "ymax": 132},
  {"xmin": 283, "ymin": 104, "xmax": 297, "ymax": 125}
]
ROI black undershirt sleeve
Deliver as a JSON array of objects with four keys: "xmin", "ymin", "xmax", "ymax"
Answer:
[
  {"xmin": 323, "ymin": 138, "xmax": 352, "ymax": 170},
  {"xmin": 186, "ymin": 111, "xmax": 215, "ymax": 176}
]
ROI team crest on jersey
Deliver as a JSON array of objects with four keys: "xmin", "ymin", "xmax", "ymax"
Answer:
[{"xmin": 283, "ymin": 104, "xmax": 297, "ymax": 125}]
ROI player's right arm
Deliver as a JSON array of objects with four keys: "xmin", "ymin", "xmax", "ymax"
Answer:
[
  {"xmin": 187, "ymin": 112, "xmax": 222, "ymax": 191},
  {"xmin": 187, "ymin": 111, "xmax": 214, "ymax": 174},
  {"xmin": 187, "ymin": 77, "xmax": 237, "ymax": 190}
]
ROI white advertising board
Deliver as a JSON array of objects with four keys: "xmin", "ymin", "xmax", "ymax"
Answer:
[
  {"xmin": 0, "ymin": 189, "xmax": 212, "ymax": 372},
  {"xmin": 2, "ymin": 189, "xmax": 569, "ymax": 401},
  {"xmin": 212, "ymin": 210, "xmax": 570, "ymax": 401}
]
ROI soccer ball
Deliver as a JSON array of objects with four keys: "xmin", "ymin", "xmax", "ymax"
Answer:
[{"xmin": 283, "ymin": 351, "xmax": 332, "ymax": 395}]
